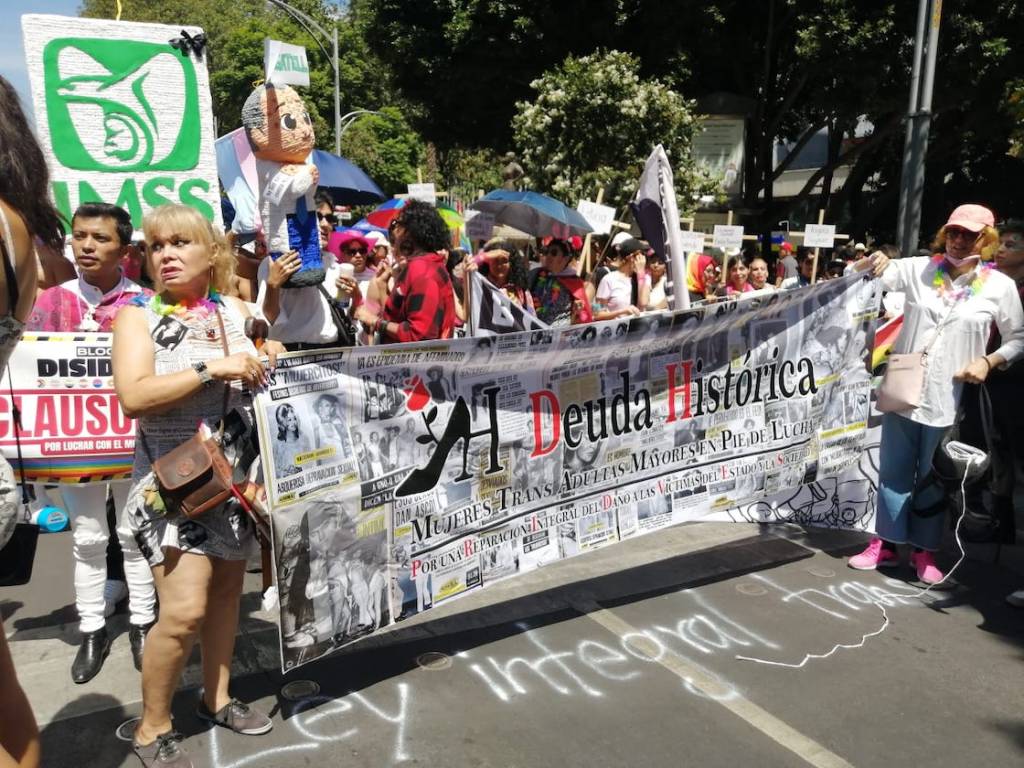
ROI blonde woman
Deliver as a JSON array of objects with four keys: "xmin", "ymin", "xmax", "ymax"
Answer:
[{"xmin": 114, "ymin": 205, "xmax": 285, "ymax": 768}]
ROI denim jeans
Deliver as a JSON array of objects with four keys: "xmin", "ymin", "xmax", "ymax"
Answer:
[{"xmin": 874, "ymin": 412, "xmax": 947, "ymax": 551}]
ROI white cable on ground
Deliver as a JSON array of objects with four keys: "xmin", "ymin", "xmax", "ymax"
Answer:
[{"xmin": 736, "ymin": 451, "xmax": 980, "ymax": 670}]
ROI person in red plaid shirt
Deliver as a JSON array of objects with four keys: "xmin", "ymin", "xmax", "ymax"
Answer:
[{"xmin": 355, "ymin": 200, "xmax": 456, "ymax": 343}]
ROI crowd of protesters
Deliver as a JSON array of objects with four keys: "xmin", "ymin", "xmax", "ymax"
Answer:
[{"xmin": 3, "ymin": 61, "xmax": 1024, "ymax": 765}]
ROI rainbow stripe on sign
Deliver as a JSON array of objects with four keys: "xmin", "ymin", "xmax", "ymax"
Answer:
[{"xmin": 15, "ymin": 455, "xmax": 133, "ymax": 483}]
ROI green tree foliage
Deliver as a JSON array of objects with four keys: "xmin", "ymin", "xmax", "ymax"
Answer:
[
  {"xmin": 79, "ymin": 0, "xmax": 395, "ymax": 148},
  {"xmin": 511, "ymin": 51, "xmax": 716, "ymax": 211},
  {"xmin": 338, "ymin": 107, "xmax": 424, "ymax": 197},
  {"xmin": 354, "ymin": 0, "xmax": 623, "ymax": 149}
]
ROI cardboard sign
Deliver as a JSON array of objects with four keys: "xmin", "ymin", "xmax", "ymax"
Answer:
[
  {"xmin": 680, "ymin": 230, "xmax": 707, "ymax": 254},
  {"xmin": 576, "ymin": 200, "xmax": 616, "ymax": 235},
  {"xmin": 407, "ymin": 183, "xmax": 437, "ymax": 206},
  {"xmin": 803, "ymin": 224, "xmax": 837, "ymax": 249},
  {"xmin": 712, "ymin": 225, "xmax": 744, "ymax": 250},
  {"xmin": 22, "ymin": 15, "xmax": 222, "ymax": 230},
  {"xmin": 465, "ymin": 210, "xmax": 495, "ymax": 241},
  {"xmin": 264, "ymin": 38, "xmax": 310, "ymax": 87}
]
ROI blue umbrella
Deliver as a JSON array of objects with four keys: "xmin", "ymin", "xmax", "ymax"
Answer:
[
  {"xmin": 470, "ymin": 189, "xmax": 593, "ymax": 238},
  {"xmin": 310, "ymin": 149, "xmax": 386, "ymax": 205}
]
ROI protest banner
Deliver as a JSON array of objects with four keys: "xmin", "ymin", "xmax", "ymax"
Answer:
[
  {"xmin": 465, "ymin": 210, "xmax": 495, "ymax": 241},
  {"xmin": 633, "ymin": 145, "xmax": 690, "ymax": 310},
  {"xmin": 576, "ymin": 199, "xmax": 616, "ymax": 235},
  {"xmin": 264, "ymin": 38, "xmax": 310, "ymax": 87},
  {"xmin": 467, "ymin": 272, "xmax": 550, "ymax": 337},
  {"xmin": 680, "ymin": 230, "xmax": 707, "ymax": 254},
  {"xmin": 22, "ymin": 15, "xmax": 221, "ymax": 230},
  {"xmin": 407, "ymin": 183, "xmax": 437, "ymax": 206},
  {"xmin": 803, "ymin": 223, "xmax": 837, "ymax": 250},
  {"xmin": 255, "ymin": 273, "xmax": 882, "ymax": 671},
  {"xmin": 0, "ymin": 334, "xmax": 135, "ymax": 483},
  {"xmin": 712, "ymin": 224, "xmax": 745, "ymax": 251}
]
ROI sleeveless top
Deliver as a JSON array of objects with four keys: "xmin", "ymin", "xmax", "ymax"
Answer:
[
  {"xmin": 123, "ymin": 297, "xmax": 260, "ymax": 566},
  {"xmin": 0, "ymin": 206, "xmax": 25, "ymax": 368},
  {"xmin": 0, "ymin": 206, "xmax": 25, "ymax": 551}
]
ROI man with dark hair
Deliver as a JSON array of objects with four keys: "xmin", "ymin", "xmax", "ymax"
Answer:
[
  {"xmin": 314, "ymin": 189, "xmax": 337, "ymax": 251},
  {"xmin": 780, "ymin": 246, "xmax": 816, "ymax": 290},
  {"xmin": 355, "ymin": 200, "xmax": 456, "ymax": 342},
  {"xmin": 26, "ymin": 202, "xmax": 157, "ymax": 683}
]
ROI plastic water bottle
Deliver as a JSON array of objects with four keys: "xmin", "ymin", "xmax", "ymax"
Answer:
[{"xmin": 33, "ymin": 505, "xmax": 69, "ymax": 533}]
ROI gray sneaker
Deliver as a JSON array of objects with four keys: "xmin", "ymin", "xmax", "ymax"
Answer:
[
  {"xmin": 196, "ymin": 698, "xmax": 273, "ymax": 735},
  {"xmin": 132, "ymin": 731, "xmax": 192, "ymax": 767},
  {"xmin": 1006, "ymin": 589, "xmax": 1024, "ymax": 608}
]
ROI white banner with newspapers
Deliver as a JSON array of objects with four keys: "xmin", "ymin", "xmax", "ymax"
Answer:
[{"xmin": 255, "ymin": 274, "xmax": 882, "ymax": 670}]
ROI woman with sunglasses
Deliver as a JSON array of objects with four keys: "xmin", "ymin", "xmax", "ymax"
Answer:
[
  {"xmin": 528, "ymin": 239, "xmax": 592, "ymax": 326},
  {"xmin": 848, "ymin": 205, "xmax": 1024, "ymax": 584},
  {"xmin": 466, "ymin": 240, "xmax": 534, "ymax": 311}
]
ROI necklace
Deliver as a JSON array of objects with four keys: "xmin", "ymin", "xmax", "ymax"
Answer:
[
  {"xmin": 133, "ymin": 290, "xmax": 222, "ymax": 320},
  {"xmin": 78, "ymin": 277, "xmax": 127, "ymax": 332},
  {"xmin": 931, "ymin": 255, "xmax": 992, "ymax": 305}
]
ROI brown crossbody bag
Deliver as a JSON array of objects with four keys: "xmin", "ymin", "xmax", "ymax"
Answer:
[{"xmin": 140, "ymin": 308, "xmax": 234, "ymax": 519}]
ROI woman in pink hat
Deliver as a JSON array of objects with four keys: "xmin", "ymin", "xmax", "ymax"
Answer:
[{"xmin": 848, "ymin": 204, "xmax": 1024, "ymax": 584}]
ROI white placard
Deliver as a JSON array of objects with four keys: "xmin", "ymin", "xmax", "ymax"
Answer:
[
  {"xmin": 407, "ymin": 183, "xmax": 437, "ymax": 206},
  {"xmin": 712, "ymin": 224, "xmax": 744, "ymax": 250},
  {"xmin": 22, "ymin": 14, "xmax": 222, "ymax": 230},
  {"xmin": 803, "ymin": 224, "xmax": 836, "ymax": 249},
  {"xmin": 264, "ymin": 38, "xmax": 310, "ymax": 87},
  {"xmin": 576, "ymin": 200, "xmax": 616, "ymax": 235},
  {"xmin": 465, "ymin": 211, "xmax": 495, "ymax": 241},
  {"xmin": 679, "ymin": 230, "xmax": 707, "ymax": 254}
]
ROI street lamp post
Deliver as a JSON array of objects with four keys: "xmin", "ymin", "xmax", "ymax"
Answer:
[
  {"xmin": 265, "ymin": 0, "xmax": 342, "ymax": 155},
  {"xmin": 337, "ymin": 109, "xmax": 383, "ymax": 142}
]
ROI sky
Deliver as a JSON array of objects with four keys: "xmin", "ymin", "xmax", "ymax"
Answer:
[{"xmin": 2, "ymin": 1, "xmax": 83, "ymax": 119}]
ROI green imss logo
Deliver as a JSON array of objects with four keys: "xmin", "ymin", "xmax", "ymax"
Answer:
[{"xmin": 43, "ymin": 38, "xmax": 201, "ymax": 172}]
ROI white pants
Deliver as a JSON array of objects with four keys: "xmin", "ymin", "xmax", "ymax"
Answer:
[{"xmin": 55, "ymin": 483, "xmax": 157, "ymax": 632}]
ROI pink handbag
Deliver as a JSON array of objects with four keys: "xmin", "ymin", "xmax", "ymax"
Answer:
[{"xmin": 875, "ymin": 352, "xmax": 926, "ymax": 413}]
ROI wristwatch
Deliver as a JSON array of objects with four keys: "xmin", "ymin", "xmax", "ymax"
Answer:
[{"xmin": 192, "ymin": 361, "xmax": 213, "ymax": 386}]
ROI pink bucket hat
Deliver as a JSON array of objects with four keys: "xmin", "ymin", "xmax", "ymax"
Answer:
[{"xmin": 945, "ymin": 204, "xmax": 995, "ymax": 233}]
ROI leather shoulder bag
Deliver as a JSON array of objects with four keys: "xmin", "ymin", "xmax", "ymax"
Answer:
[{"xmin": 141, "ymin": 308, "xmax": 235, "ymax": 519}]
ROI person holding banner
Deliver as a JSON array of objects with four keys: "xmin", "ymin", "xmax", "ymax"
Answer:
[
  {"xmin": 528, "ymin": 238, "xmax": 592, "ymax": 326},
  {"xmin": 0, "ymin": 72, "xmax": 65, "ymax": 768},
  {"xmin": 716, "ymin": 254, "xmax": 754, "ymax": 298},
  {"xmin": 780, "ymin": 246, "xmax": 815, "ymax": 290},
  {"xmin": 748, "ymin": 256, "xmax": 775, "ymax": 293},
  {"xmin": 472, "ymin": 240, "xmax": 534, "ymax": 311},
  {"xmin": 685, "ymin": 252, "xmax": 721, "ymax": 304},
  {"xmin": 594, "ymin": 238, "xmax": 649, "ymax": 320},
  {"xmin": 354, "ymin": 200, "xmax": 456, "ymax": 343},
  {"xmin": 27, "ymin": 202, "xmax": 158, "ymax": 684},
  {"xmin": 849, "ymin": 205, "xmax": 1024, "ymax": 584},
  {"xmin": 113, "ymin": 205, "xmax": 283, "ymax": 766}
]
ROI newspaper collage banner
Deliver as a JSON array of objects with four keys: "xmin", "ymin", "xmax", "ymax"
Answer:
[
  {"xmin": 0, "ymin": 333, "xmax": 135, "ymax": 482},
  {"xmin": 254, "ymin": 274, "xmax": 881, "ymax": 670}
]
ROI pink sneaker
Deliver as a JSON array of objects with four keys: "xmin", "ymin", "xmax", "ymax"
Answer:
[
  {"xmin": 910, "ymin": 550, "xmax": 944, "ymax": 585},
  {"xmin": 848, "ymin": 538, "xmax": 899, "ymax": 570}
]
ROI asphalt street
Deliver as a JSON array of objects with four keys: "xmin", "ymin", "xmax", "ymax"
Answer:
[{"xmin": 4, "ymin": 521, "xmax": 1023, "ymax": 768}]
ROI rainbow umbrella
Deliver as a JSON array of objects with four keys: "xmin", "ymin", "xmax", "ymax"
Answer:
[{"xmin": 366, "ymin": 198, "xmax": 464, "ymax": 230}]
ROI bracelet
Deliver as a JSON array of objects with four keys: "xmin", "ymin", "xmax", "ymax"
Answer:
[
  {"xmin": 375, "ymin": 317, "xmax": 386, "ymax": 335},
  {"xmin": 980, "ymin": 357, "xmax": 992, "ymax": 370}
]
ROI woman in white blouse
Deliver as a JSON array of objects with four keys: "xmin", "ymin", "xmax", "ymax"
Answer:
[{"xmin": 849, "ymin": 204, "xmax": 1024, "ymax": 584}]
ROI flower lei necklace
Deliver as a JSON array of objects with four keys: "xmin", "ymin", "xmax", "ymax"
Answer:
[
  {"xmin": 930, "ymin": 255, "xmax": 992, "ymax": 304},
  {"xmin": 133, "ymin": 290, "xmax": 222, "ymax": 320}
]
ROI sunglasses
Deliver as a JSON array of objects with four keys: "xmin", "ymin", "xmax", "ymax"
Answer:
[
  {"xmin": 487, "ymin": 256, "xmax": 510, "ymax": 266},
  {"xmin": 344, "ymin": 247, "xmax": 367, "ymax": 256},
  {"xmin": 317, "ymin": 212, "xmax": 338, "ymax": 225},
  {"xmin": 946, "ymin": 226, "xmax": 977, "ymax": 240}
]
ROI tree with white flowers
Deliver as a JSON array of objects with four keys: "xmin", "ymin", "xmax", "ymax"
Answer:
[{"xmin": 512, "ymin": 50, "xmax": 718, "ymax": 210}]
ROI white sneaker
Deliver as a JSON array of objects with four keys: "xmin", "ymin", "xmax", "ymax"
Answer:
[
  {"xmin": 1006, "ymin": 589, "xmax": 1024, "ymax": 608},
  {"xmin": 103, "ymin": 579, "xmax": 128, "ymax": 617}
]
